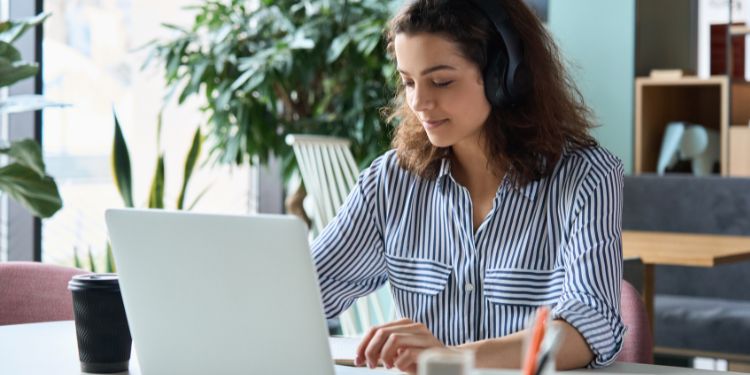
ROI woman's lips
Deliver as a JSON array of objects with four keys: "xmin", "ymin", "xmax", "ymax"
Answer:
[{"xmin": 422, "ymin": 119, "xmax": 448, "ymax": 129}]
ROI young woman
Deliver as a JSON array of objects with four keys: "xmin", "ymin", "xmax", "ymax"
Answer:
[{"xmin": 312, "ymin": 0, "xmax": 624, "ymax": 373}]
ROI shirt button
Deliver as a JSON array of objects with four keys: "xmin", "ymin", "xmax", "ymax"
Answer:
[{"xmin": 465, "ymin": 283, "xmax": 475, "ymax": 292}]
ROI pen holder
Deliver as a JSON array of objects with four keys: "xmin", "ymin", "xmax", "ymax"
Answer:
[
  {"xmin": 417, "ymin": 348, "xmax": 474, "ymax": 375},
  {"xmin": 521, "ymin": 307, "xmax": 564, "ymax": 375}
]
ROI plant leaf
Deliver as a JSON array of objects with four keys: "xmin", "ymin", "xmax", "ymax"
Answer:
[
  {"xmin": 148, "ymin": 154, "xmax": 165, "ymax": 209},
  {"xmin": 0, "ymin": 41, "xmax": 21, "ymax": 62},
  {"xmin": 87, "ymin": 247, "xmax": 96, "ymax": 273},
  {"xmin": 0, "ymin": 139, "xmax": 46, "ymax": 176},
  {"xmin": 177, "ymin": 127, "xmax": 202, "ymax": 209},
  {"xmin": 327, "ymin": 34, "xmax": 350, "ymax": 63},
  {"xmin": 106, "ymin": 243, "xmax": 116, "ymax": 273},
  {"xmin": 0, "ymin": 162, "xmax": 62, "ymax": 218},
  {"xmin": 0, "ymin": 12, "xmax": 50, "ymax": 44},
  {"xmin": 111, "ymin": 111, "xmax": 134, "ymax": 207},
  {"xmin": 73, "ymin": 247, "xmax": 82, "ymax": 269},
  {"xmin": 187, "ymin": 183, "xmax": 213, "ymax": 210},
  {"xmin": 0, "ymin": 61, "xmax": 38, "ymax": 88}
]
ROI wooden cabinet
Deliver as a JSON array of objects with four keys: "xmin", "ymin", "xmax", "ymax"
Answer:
[{"xmin": 634, "ymin": 76, "xmax": 750, "ymax": 175}]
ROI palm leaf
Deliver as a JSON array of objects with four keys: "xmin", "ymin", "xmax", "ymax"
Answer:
[
  {"xmin": 87, "ymin": 247, "xmax": 96, "ymax": 273},
  {"xmin": 73, "ymin": 247, "xmax": 82, "ymax": 269},
  {"xmin": 148, "ymin": 154, "xmax": 165, "ymax": 209},
  {"xmin": 105, "ymin": 243, "xmax": 116, "ymax": 273},
  {"xmin": 177, "ymin": 127, "xmax": 202, "ymax": 209},
  {"xmin": 112, "ymin": 111, "xmax": 134, "ymax": 207}
]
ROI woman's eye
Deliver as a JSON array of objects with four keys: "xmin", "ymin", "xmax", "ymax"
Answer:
[
  {"xmin": 433, "ymin": 80, "xmax": 453, "ymax": 88},
  {"xmin": 402, "ymin": 80, "xmax": 415, "ymax": 87}
]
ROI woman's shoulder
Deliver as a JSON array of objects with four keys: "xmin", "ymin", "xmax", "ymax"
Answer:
[
  {"xmin": 359, "ymin": 149, "xmax": 421, "ymax": 188},
  {"xmin": 365, "ymin": 149, "xmax": 419, "ymax": 179},
  {"xmin": 554, "ymin": 145, "xmax": 624, "ymax": 186}
]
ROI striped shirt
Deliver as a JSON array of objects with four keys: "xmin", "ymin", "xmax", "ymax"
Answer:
[{"xmin": 312, "ymin": 146, "xmax": 625, "ymax": 368}]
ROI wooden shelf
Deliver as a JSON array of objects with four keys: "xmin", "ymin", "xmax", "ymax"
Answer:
[
  {"xmin": 635, "ymin": 76, "xmax": 750, "ymax": 176},
  {"xmin": 635, "ymin": 76, "xmax": 728, "ymax": 175},
  {"xmin": 730, "ymin": 126, "xmax": 750, "ymax": 176}
]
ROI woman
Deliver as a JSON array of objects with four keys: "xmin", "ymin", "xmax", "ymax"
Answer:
[{"xmin": 312, "ymin": 0, "xmax": 624, "ymax": 373}]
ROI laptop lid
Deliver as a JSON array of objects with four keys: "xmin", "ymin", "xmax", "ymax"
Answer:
[{"xmin": 105, "ymin": 209, "xmax": 334, "ymax": 375}]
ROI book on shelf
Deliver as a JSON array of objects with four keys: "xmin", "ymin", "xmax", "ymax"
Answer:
[{"xmin": 649, "ymin": 69, "xmax": 687, "ymax": 80}]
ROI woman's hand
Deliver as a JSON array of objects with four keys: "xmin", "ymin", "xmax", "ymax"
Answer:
[{"xmin": 354, "ymin": 318, "xmax": 444, "ymax": 373}]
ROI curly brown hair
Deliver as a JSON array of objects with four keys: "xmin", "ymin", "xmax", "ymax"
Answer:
[{"xmin": 386, "ymin": 0, "xmax": 597, "ymax": 185}]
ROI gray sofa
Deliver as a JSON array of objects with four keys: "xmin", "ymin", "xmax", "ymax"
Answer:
[{"xmin": 623, "ymin": 174, "xmax": 750, "ymax": 360}]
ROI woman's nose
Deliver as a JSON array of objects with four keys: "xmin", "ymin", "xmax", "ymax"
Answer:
[{"xmin": 410, "ymin": 85, "xmax": 435, "ymax": 111}]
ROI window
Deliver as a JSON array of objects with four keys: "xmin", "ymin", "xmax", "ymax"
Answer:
[{"xmin": 41, "ymin": 0, "xmax": 256, "ymax": 268}]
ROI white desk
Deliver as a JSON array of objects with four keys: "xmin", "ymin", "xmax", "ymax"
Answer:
[{"xmin": 0, "ymin": 321, "xmax": 742, "ymax": 375}]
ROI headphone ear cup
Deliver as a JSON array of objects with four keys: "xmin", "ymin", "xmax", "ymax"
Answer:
[{"xmin": 484, "ymin": 49, "xmax": 507, "ymax": 107}]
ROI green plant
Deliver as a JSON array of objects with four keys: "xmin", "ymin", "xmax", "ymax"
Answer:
[
  {"xmin": 102, "ymin": 111, "xmax": 205, "ymax": 273},
  {"xmin": 145, "ymin": 0, "xmax": 399, "ymax": 178},
  {"xmin": 0, "ymin": 13, "xmax": 66, "ymax": 218},
  {"xmin": 73, "ymin": 245, "xmax": 116, "ymax": 273},
  {"xmin": 111, "ymin": 111, "xmax": 205, "ymax": 210}
]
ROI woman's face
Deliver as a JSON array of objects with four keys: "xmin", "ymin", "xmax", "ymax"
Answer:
[{"xmin": 394, "ymin": 32, "xmax": 492, "ymax": 149}]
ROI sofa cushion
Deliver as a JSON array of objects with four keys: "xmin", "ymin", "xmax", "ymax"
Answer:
[{"xmin": 655, "ymin": 295, "xmax": 750, "ymax": 356}]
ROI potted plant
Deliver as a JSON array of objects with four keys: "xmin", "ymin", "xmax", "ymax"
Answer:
[
  {"xmin": 145, "ymin": 0, "xmax": 398, "ymax": 216},
  {"xmin": 0, "ymin": 13, "xmax": 65, "ymax": 218}
]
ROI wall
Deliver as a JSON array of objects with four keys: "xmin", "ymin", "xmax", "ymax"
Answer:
[
  {"xmin": 637, "ymin": 0, "xmax": 698, "ymax": 77},
  {"xmin": 548, "ymin": 0, "xmax": 636, "ymax": 173}
]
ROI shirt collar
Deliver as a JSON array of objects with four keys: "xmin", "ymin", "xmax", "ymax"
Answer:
[{"xmin": 436, "ymin": 157, "xmax": 540, "ymax": 202}]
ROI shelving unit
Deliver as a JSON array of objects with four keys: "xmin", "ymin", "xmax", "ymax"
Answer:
[
  {"xmin": 727, "ymin": 0, "xmax": 750, "ymax": 176},
  {"xmin": 634, "ymin": 76, "xmax": 750, "ymax": 175}
]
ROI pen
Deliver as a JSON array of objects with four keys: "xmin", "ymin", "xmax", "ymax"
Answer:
[{"xmin": 521, "ymin": 306, "xmax": 549, "ymax": 375}]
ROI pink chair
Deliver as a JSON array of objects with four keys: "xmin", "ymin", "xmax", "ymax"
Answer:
[
  {"xmin": 617, "ymin": 279, "xmax": 654, "ymax": 364},
  {"xmin": 0, "ymin": 261, "xmax": 89, "ymax": 326}
]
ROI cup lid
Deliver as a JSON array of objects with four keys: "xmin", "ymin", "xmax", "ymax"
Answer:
[{"xmin": 68, "ymin": 273, "xmax": 120, "ymax": 291}]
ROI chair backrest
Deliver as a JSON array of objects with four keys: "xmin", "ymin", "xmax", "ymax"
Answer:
[
  {"xmin": 286, "ymin": 134, "xmax": 395, "ymax": 335},
  {"xmin": 285, "ymin": 134, "xmax": 360, "ymax": 235},
  {"xmin": 0, "ymin": 261, "xmax": 88, "ymax": 326},
  {"xmin": 617, "ymin": 279, "xmax": 653, "ymax": 364}
]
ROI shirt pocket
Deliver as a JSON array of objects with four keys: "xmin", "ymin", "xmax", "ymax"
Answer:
[
  {"xmin": 483, "ymin": 268, "xmax": 564, "ymax": 306},
  {"xmin": 385, "ymin": 253, "xmax": 452, "ymax": 295}
]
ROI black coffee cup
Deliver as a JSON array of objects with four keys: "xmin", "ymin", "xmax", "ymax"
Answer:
[{"xmin": 68, "ymin": 274, "xmax": 132, "ymax": 373}]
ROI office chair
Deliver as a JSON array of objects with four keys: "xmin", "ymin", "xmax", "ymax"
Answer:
[
  {"xmin": 286, "ymin": 134, "xmax": 395, "ymax": 336},
  {"xmin": 0, "ymin": 261, "xmax": 89, "ymax": 326},
  {"xmin": 618, "ymin": 279, "xmax": 654, "ymax": 364}
]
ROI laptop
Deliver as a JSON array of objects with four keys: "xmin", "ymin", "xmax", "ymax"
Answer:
[{"xmin": 106, "ymin": 209, "xmax": 370, "ymax": 375}]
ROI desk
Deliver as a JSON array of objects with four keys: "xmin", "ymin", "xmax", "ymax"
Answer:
[
  {"xmin": 622, "ymin": 230, "xmax": 750, "ymax": 330},
  {"xmin": 0, "ymin": 321, "xmax": 743, "ymax": 375}
]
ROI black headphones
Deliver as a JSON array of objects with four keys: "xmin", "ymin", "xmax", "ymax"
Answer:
[{"xmin": 466, "ymin": 0, "xmax": 529, "ymax": 107}]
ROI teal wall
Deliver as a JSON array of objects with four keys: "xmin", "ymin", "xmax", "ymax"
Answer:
[{"xmin": 548, "ymin": 0, "xmax": 636, "ymax": 173}]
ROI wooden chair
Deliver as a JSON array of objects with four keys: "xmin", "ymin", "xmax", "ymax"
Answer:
[{"xmin": 286, "ymin": 134, "xmax": 394, "ymax": 336}]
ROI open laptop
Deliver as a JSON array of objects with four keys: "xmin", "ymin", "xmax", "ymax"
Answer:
[{"xmin": 106, "ymin": 209, "xmax": 369, "ymax": 375}]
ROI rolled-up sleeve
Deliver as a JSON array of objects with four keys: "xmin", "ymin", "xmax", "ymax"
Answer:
[
  {"xmin": 311, "ymin": 156, "xmax": 388, "ymax": 319},
  {"xmin": 551, "ymin": 159, "xmax": 626, "ymax": 368}
]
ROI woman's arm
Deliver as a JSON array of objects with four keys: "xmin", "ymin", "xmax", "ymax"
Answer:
[
  {"xmin": 312, "ymin": 155, "xmax": 389, "ymax": 319},
  {"xmin": 458, "ymin": 319, "xmax": 593, "ymax": 370},
  {"xmin": 356, "ymin": 318, "xmax": 593, "ymax": 374}
]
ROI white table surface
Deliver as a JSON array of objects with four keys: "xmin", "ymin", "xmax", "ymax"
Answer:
[{"xmin": 0, "ymin": 321, "xmax": 742, "ymax": 375}]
